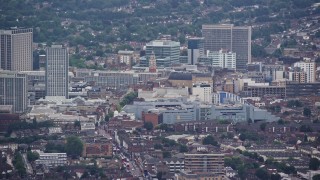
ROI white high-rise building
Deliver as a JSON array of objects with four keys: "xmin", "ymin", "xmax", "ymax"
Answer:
[
  {"xmin": 0, "ymin": 28, "xmax": 33, "ymax": 71},
  {"xmin": 192, "ymin": 83, "xmax": 212, "ymax": 103},
  {"xmin": 207, "ymin": 49, "xmax": 236, "ymax": 70},
  {"xmin": 46, "ymin": 45, "xmax": 69, "ymax": 98},
  {"xmin": 294, "ymin": 59, "xmax": 316, "ymax": 83}
]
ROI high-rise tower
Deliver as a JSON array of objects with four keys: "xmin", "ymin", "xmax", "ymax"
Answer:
[
  {"xmin": 187, "ymin": 37, "xmax": 204, "ymax": 65},
  {"xmin": 46, "ymin": 45, "xmax": 69, "ymax": 98},
  {"xmin": 0, "ymin": 71, "xmax": 27, "ymax": 113},
  {"xmin": 0, "ymin": 28, "xmax": 33, "ymax": 71},
  {"xmin": 202, "ymin": 24, "xmax": 251, "ymax": 70}
]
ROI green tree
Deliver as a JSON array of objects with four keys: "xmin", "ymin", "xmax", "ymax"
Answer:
[
  {"xmin": 309, "ymin": 158, "xmax": 320, "ymax": 170},
  {"xmin": 278, "ymin": 119, "xmax": 285, "ymax": 125},
  {"xmin": 27, "ymin": 151, "xmax": 39, "ymax": 162},
  {"xmin": 154, "ymin": 143, "xmax": 163, "ymax": 150},
  {"xmin": 270, "ymin": 173, "xmax": 281, "ymax": 180},
  {"xmin": 104, "ymin": 115, "xmax": 110, "ymax": 122},
  {"xmin": 179, "ymin": 144, "xmax": 188, "ymax": 153},
  {"xmin": 162, "ymin": 151, "xmax": 171, "ymax": 158},
  {"xmin": 313, "ymin": 174, "xmax": 320, "ymax": 180},
  {"xmin": 303, "ymin": 107, "xmax": 311, "ymax": 117},
  {"xmin": 255, "ymin": 168, "xmax": 269, "ymax": 180},
  {"xmin": 260, "ymin": 123, "xmax": 267, "ymax": 131},
  {"xmin": 65, "ymin": 136, "xmax": 83, "ymax": 158},
  {"xmin": 300, "ymin": 125, "xmax": 313, "ymax": 132},
  {"xmin": 202, "ymin": 135, "xmax": 218, "ymax": 146},
  {"xmin": 144, "ymin": 122, "xmax": 153, "ymax": 131},
  {"xmin": 74, "ymin": 120, "xmax": 81, "ymax": 128},
  {"xmin": 13, "ymin": 152, "xmax": 26, "ymax": 177}
]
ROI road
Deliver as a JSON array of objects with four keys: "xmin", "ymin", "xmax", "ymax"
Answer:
[
  {"xmin": 129, "ymin": 160, "xmax": 142, "ymax": 177},
  {"xmin": 22, "ymin": 154, "xmax": 33, "ymax": 174}
]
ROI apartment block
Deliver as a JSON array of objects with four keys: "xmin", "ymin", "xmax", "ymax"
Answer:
[
  {"xmin": 46, "ymin": 45, "xmax": 69, "ymax": 98},
  {"xmin": 0, "ymin": 28, "xmax": 33, "ymax": 71},
  {"xmin": 294, "ymin": 59, "xmax": 316, "ymax": 83},
  {"xmin": 35, "ymin": 152, "xmax": 67, "ymax": 167},
  {"xmin": 184, "ymin": 153, "xmax": 225, "ymax": 174}
]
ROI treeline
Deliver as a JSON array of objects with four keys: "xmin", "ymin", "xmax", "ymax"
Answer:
[
  {"xmin": 12, "ymin": 152, "xmax": 26, "ymax": 178},
  {"xmin": 119, "ymin": 92, "xmax": 138, "ymax": 107}
]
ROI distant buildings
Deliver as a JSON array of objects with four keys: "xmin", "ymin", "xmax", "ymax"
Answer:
[
  {"xmin": 148, "ymin": 51, "xmax": 157, "ymax": 73},
  {"xmin": 0, "ymin": 71, "xmax": 27, "ymax": 113},
  {"xmin": 123, "ymin": 97, "xmax": 278, "ymax": 124},
  {"xmin": 168, "ymin": 72, "xmax": 213, "ymax": 91},
  {"xmin": 118, "ymin": 50, "xmax": 134, "ymax": 66},
  {"xmin": 294, "ymin": 59, "xmax": 316, "ymax": 83},
  {"xmin": 78, "ymin": 69, "xmax": 160, "ymax": 89},
  {"xmin": 22, "ymin": 71, "xmax": 46, "ymax": 105},
  {"xmin": 187, "ymin": 37, "xmax": 204, "ymax": 65},
  {"xmin": 142, "ymin": 40, "xmax": 180, "ymax": 67},
  {"xmin": 207, "ymin": 49, "xmax": 236, "ymax": 70},
  {"xmin": 288, "ymin": 67, "xmax": 307, "ymax": 83},
  {"xmin": 0, "ymin": 28, "xmax": 33, "ymax": 71},
  {"xmin": 46, "ymin": 45, "xmax": 69, "ymax": 98},
  {"xmin": 184, "ymin": 152, "xmax": 225, "ymax": 174},
  {"xmin": 192, "ymin": 83, "xmax": 212, "ymax": 103},
  {"xmin": 202, "ymin": 24, "xmax": 251, "ymax": 70},
  {"xmin": 35, "ymin": 152, "xmax": 67, "ymax": 167}
]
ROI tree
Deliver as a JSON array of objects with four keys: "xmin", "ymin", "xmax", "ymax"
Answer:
[
  {"xmin": 202, "ymin": 135, "xmax": 218, "ymax": 146},
  {"xmin": 278, "ymin": 119, "xmax": 285, "ymax": 125},
  {"xmin": 144, "ymin": 122, "xmax": 153, "ymax": 131},
  {"xmin": 27, "ymin": 151, "xmax": 39, "ymax": 162},
  {"xmin": 162, "ymin": 151, "xmax": 171, "ymax": 158},
  {"xmin": 309, "ymin": 158, "xmax": 320, "ymax": 170},
  {"xmin": 255, "ymin": 168, "xmax": 269, "ymax": 180},
  {"xmin": 303, "ymin": 107, "xmax": 311, "ymax": 117},
  {"xmin": 179, "ymin": 144, "xmax": 188, "ymax": 153},
  {"xmin": 104, "ymin": 115, "xmax": 110, "ymax": 122},
  {"xmin": 270, "ymin": 173, "xmax": 281, "ymax": 180},
  {"xmin": 74, "ymin": 120, "xmax": 81, "ymax": 128},
  {"xmin": 300, "ymin": 125, "xmax": 313, "ymax": 132},
  {"xmin": 65, "ymin": 136, "xmax": 83, "ymax": 158},
  {"xmin": 154, "ymin": 143, "xmax": 163, "ymax": 150},
  {"xmin": 260, "ymin": 123, "xmax": 267, "ymax": 131},
  {"xmin": 13, "ymin": 152, "xmax": 26, "ymax": 177},
  {"xmin": 313, "ymin": 174, "xmax": 320, "ymax": 180}
]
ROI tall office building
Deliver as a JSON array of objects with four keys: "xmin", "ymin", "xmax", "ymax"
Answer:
[
  {"xmin": 0, "ymin": 28, "xmax": 33, "ymax": 71},
  {"xmin": 187, "ymin": 37, "xmax": 204, "ymax": 65},
  {"xmin": 0, "ymin": 71, "xmax": 28, "ymax": 113},
  {"xmin": 294, "ymin": 59, "xmax": 316, "ymax": 83},
  {"xmin": 46, "ymin": 45, "xmax": 69, "ymax": 98},
  {"xmin": 144, "ymin": 40, "xmax": 180, "ymax": 67},
  {"xmin": 202, "ymin": 24, "xmax": 251, "ymax": 70}
]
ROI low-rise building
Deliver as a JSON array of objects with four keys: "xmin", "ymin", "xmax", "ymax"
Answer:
[
  {"xmin": 35, "ymin": 152, "xmax": 67, "ymax": 167},
  {"xmin": 184, "ymin": 152, "xmax": 224, "ymax": 174}
]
